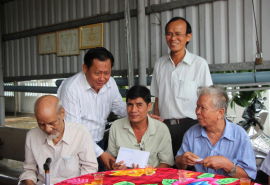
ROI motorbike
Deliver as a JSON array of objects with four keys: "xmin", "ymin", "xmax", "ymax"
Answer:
[{"xmin": 236, "ymin": 95, "xmax": 270, "ymax": 183}]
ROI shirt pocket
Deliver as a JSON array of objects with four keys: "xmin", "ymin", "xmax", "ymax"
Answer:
[
  {"xmin": 58, "ymin": 155, "xmax": 80, "ymax": 178},
  {"xmin": 174, "ymin": 80, "xmax": 197, "ymax": 101}
]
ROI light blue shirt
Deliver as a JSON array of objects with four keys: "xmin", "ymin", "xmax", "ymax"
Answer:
[
  {"xmin": 176, "ymin": 119, "xmax": 257, "ymax": 179},
  {"xmin": 57, "ymin": 71, "xmax": 127, "ymax": 157},
  {"xmin": 261, "ymin": 150, "xmax": 270, "ymax": 176}
]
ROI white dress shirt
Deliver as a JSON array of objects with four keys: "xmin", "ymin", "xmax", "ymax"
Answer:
[
  {"xmin": 150, "ymin": 49, "xmax": 213, "ymax": 120},
  {"xmin": 57, "ymin": 71, "xmax": 127, "ymax": 157},
  {"xmin": 19, "ymin": 121, "xmax": 98, "ymax": 185}
]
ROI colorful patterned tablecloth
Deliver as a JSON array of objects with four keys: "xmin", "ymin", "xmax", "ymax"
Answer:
[{"xmin": 55, "ymin": 168, "xmax": 260, "ymax": 185}]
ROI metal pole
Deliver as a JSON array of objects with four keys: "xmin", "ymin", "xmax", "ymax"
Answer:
[
  {"xmin": 137, "ymin": 0, "xmax": 147, "ymax": 86},
  {"xmin": 0, "ymin": 2, "xmax": 5, "ymax": 127},
  {"xmin": 124, "ymin": 0, "xmax": 134, "ymax": 88},
  {"xmin": 14, "ymin": 81, "xmax": 18, "ymax": 116}
]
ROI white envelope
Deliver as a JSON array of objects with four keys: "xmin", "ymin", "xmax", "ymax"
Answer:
[{"xmin": 115, "ymin": 147, "xmax": 150, "ymax": 168}]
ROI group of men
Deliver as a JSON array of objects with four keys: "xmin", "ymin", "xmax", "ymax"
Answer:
[{"xmin": 19, "ymin": 17, "xmax": 257, "ymax": 185}]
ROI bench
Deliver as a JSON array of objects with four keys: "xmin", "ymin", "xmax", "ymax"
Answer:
[{"xmin": 0, "ymin": 127, "xmax": 29, "ymax": 185}]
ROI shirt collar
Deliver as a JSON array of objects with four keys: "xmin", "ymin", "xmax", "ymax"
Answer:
[
  {"xmin": 168, "ymin": 48, "xmax": 193, "ymax": 66},
  {"xmin": 61, "ymin": 120, "xmax": 70, "ymax": 145},
  {"xmin": 124, "ymin": 114, "xmax": 156, "ymax": 135},
  {"xmin": 196, "ymin": 119, "xmax": 235, "ymax": 141},
  {"xmin": 81, "ymin": 71, "xmax": 111, "ymax": 93},
  {"xmin": 41, "ymin": 120, "xmax": 70, "ymax": 145}
]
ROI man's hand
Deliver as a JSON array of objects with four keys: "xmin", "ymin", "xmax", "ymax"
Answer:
[
  {"xmin": 175, "ymin": 151, "xmax": 200, "ymax": 169},
  {"xmin": 132, "ymin": 163, "xmax": 140, "ymax": 169},
  {"xmin": 23, "ymin": 179, "xmax": 35, "ymax": 185},
  {"xmin": 110, "ymin": 160, "xmax": 127, "ymax": 170},
  {"xmin": 198, "ymin": 155, "xmax": 232, "ymax": 171},
  {"xmin": 149, "ymin": 114, "xmax": 164, "ymax": 122},
  {"xmin": 99, "ymin": 152, "xmax": 116, "ymax": 170}
]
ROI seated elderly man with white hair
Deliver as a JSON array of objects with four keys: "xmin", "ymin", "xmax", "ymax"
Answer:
[
  {"xmin": 175, "ymin": 85, "xmax": 257, "ymax": 180},
  {"xmin": 19, "ymin": 95, "xmax": 98, "ymax": 185}
]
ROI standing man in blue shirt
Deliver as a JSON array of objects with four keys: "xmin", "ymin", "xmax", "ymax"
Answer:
[
  {"xmin": 175, "ymin": 85, "xmax": 257, "ymax": 179},
  {"xmin": 57, "ymin": 47, "xmax": 127, "ymax": 171}
]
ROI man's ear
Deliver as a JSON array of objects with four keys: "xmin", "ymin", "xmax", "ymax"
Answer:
[
  {"xmin": 147, "ymin": 102, "xmax": 152, "ymax": 112},
  {"xmin": 218, "ymin": 108, "xmax": 225, "ymax": 120},
  {"xmin": 82, "ymin": 64, "xmax": 88, "ymax": 74},
  {"xmin": 60, "ymin": 108, "xmax": 65, "ymax": 120},
  {"xmin": 186, "ymin": 33, "xmax": 192, "ymax": 42}
]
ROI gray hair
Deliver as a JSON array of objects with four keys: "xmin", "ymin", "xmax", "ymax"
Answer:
[
  {"xmin": 197, "ymin": 85, "xmax": 228, "ymax": 118},
  {"xmin": 56, "ymin": 99, "xmax": 63, "ymax": 114}
]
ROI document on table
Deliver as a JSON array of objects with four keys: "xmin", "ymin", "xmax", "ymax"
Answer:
[{"xmin": 115, "ymin": 147, "xmax": 150, "ymax": 168}]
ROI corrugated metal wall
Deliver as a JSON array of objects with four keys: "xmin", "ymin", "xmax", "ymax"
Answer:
[{"xmin": 2, "ymin": 0, "xmax": 270, "ymax": 79}]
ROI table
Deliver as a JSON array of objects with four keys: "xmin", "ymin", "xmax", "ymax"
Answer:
[{"xmin": 55, "ymin": 168, "xmax": 259, "ymax": 185}]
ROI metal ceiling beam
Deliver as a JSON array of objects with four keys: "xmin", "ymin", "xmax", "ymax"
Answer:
[
  {"xmin": 3, "ymin": 60, "xmax": 270, "ymax": 82},
  {"xmin": 2, "ymin": 0, "xmax": 220, "ymax": 41}
]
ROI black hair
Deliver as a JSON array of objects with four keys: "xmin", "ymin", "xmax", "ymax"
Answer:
[
  {"xmin": 165, "ymin": 17, "xmax": 192, "ymax": 46},
  {"xmin": 84, "ymin": 47, "xmax": 114, "ymax": 69},
  {"xmin": 126, "ymin": 85, "xmax": 151, "ymax": 105}
]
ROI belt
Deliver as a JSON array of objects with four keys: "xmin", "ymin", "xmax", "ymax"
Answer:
[{"xmin": 164, "ymin": 118, "xmax": 194, "ymax": 125}]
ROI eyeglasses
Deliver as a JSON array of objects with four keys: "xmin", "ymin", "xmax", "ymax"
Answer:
[
  {"xmin": 139, "ymin": 142, "xmax": 144, "ymax": 151},
  {"xmin": 165, "ymin": 32, "xmax": 187, "ymax": 38}
]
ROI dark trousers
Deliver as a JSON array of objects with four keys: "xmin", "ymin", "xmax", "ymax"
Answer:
[
  {"xmin": 164, "ymin": 119, "xmax": 198, "ymax": 157},
  {"xmin": 97, "ymin": 140, "xmax": 106, "ymax": 172}
]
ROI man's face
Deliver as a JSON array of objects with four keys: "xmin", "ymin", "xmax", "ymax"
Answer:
[
  {"xmin": 165, "ymin": 19, "xmax": 192, "ymax": 54},
  {"xmin": 36, "ymin": 108, "xmax": 65, "ymax": 139},
  {"xmin": 195, "ymin": 95, "xmax": 222, "ymax": 128},
  {"xmin": 127, "ymin": 97, "xmax": 152, "ymax": 125},
  {"xmin": 83, "ymin": 58, "xmax": 111, "ymax": 93}
]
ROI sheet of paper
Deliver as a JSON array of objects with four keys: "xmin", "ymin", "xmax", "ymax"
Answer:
[{"xmin": 115, "ymin": 147, "xmax": 150, "ymax": 168}]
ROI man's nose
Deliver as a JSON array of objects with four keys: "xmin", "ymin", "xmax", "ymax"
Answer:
[
  {"xmin": 131, "ymin": 105, "xmax": 137, "ymax": 112},
  {"xmin": 45, "ymin": 125, "xmax": 52, "ymax": 133},
  {"xmin": 99, "ymin": 74, "xmax": 105, "ymax": 81},
  {"xmin": 195, "ymin": 107, "xmax": 200, "ymax": 115}
]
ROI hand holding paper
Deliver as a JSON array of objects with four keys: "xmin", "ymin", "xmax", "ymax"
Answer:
[{"xmin": 115, "ymin": 147, "xmax": 150, "ymax": 168}]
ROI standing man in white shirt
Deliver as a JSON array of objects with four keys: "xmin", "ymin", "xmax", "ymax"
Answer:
[
  {"xmin": 57, "ymin": 47, "xmax": 127, "ymax": 171},
  {"xmin": 150, "ymin": 17, "xmax": 213, "ymax": 157}
]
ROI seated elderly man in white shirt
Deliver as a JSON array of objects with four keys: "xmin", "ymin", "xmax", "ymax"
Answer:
[{"xmin": 19, "ymin": 95, "xmax": 98, "ymax": 185}]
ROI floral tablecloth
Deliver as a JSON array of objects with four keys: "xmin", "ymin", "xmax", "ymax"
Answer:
[{"xmin": 55, "ymin": 168, "xmax": 259, "ymax": 185}]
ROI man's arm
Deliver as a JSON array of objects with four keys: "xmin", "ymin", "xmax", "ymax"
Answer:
[
  {"xmin": 19, "ymin": 133, "xmax": 38, "ymax": 185},
  {"xmin": 79, "ymin": 130, "xmax": 98, "ymax": 174},
  {"xmin": 156, "ymin": 163, "xmax": 171, "ymax": 168},
  {"xmin": 156, "ymin": 125, "xmax": 174, "ymax": 167},
  {"xmin": 24, "ymin": 179, "xmax": 35, "ymax": 185},
  {"xmin": 175, "ymin": 151, "xmax": 199, "ymax": 170},
  {"xmin": 110, "ymin": 79, "xmax": 127, "ymax": 118},
  {"xmin": 199, "ymin": 156, "xmax": 249, "ymax": 178},
  {"xmin": 98, "ymin": 152, "xmax": 116, "ymax": 170},
  {"xmin": 153, "ymin": 97, "xmax": 160, "ymax": 116}
]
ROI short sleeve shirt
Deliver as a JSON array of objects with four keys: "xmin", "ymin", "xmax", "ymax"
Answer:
[
  {"xmin": 150, "ymin": 49, "xmax": 213, "ymax": 120},
  {"xmin": 261, "ymin": 150, "xmax": 270, "ymax": 176},
  {"xmin": 176, "ymin": 119, "xmax": 257, "ymax": 179},
  {"xmin": 107, "ymin": 115, "xmax": 174, "ymax": 167}
]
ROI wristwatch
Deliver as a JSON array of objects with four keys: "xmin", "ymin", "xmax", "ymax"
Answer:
[{"xmin": 228, "ymin": 163, "xmax": 236, "ymax": 176}]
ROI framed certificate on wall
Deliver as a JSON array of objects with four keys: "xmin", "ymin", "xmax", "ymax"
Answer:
[
  {"xmin": 79, "ymin": 23, "xmax": 103, "ymax": 49},
  {"xmin": 56, "ymin": 28, "xmax": 80, "ymax": 56},
  {"xmin": 38, "ymin": 32, "xmax": 57, "ymax": 54}
]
